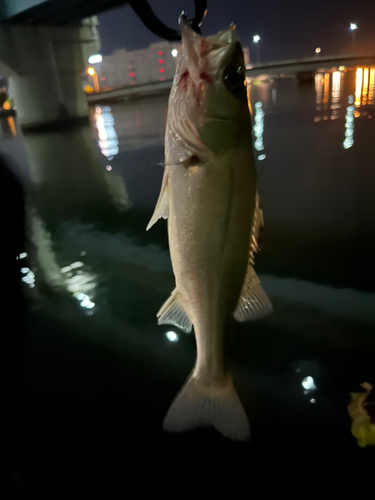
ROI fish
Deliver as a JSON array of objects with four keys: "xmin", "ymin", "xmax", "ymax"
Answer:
[{"xmin": 146, "ymin": 14, "xmax": 272, "ymax": 441}]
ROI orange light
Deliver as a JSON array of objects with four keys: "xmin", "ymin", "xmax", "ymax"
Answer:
[
  {"xmin": 355, "ymin": 67, "xmax": 363, "ymax": 107},
  {"xmin": 362, "ymin": 68, "xmax": 369, "ymax": 105},
  {"xmin": 323, "ymin": 73, "xmax": 329, "ymax": 104},
  {"xmin": 315, "ymin": 74, "xmax": 323, "ymax": 105},
  {"xmin": 160, "ymin": 68, "xmax": 164, "ymax": 73},
  {"xmin": 369, "ymin": 67, "xmax": 375, "ymax": 104},
  {"xmin": 3, "ymin": 101, "xmax": 10, "ymax": 110},
  {"xmin": 158, "ymin": 59, "xmax": 163, "ymax": 64},
  {"xmin": 7, "ymin": 117, "xmax": 16, "ymax": 136}
]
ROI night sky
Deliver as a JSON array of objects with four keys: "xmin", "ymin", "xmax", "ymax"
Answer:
[{"xmin": 98, "ymin": 0, "xmax": 375, "ymax": 62}]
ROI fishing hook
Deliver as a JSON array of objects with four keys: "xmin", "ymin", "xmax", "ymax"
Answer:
[{"xmin": 127, "ymin": 0, "xmax": 207, "ymax": 40}]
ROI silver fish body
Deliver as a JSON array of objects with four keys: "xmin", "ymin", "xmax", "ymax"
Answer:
[{"xmin": 147, "ymin": 14, "xmax": 272, "ymax": 440}]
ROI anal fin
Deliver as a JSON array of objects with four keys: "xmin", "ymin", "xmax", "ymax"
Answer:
[
  {"xmin": 233, "ymin": 185, "xmax": 272, "ymax": 322},
  {"xmin": 234, "ymin": 266, "xmax": 272, "ymax": 322},
  {"xmin": 157, "ymin": 289, "xmax": 192, "ymax": 333}
]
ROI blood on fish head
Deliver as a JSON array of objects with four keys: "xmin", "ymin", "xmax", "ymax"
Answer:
[{"xmin": 167, "ymin": 14, "xmax": 251, "ymax": 159}]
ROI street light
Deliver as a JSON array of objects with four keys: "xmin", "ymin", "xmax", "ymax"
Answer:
[
  {"xmin": 315, "ymin": 47, "xmax": 321, "ymax": 54},
  {"xmin": 87, "ymin": 67, "xmax": 99, "ymax": 92},
  {"xmin": 349, "ymin": 23, "xmax": 358, "ymax": 53},
  {"xmin": 88, "ymin": 54, "xmax": 102, "ymax": 64},
  {"xmin": 253, "ymin": 35, "xmax": 261, "ymax": 64}
]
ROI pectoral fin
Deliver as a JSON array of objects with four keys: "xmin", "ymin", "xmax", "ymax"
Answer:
[
  {"xmin": 146, "ymin": 172, "xmax": 169, "ymax": 231},
  {"xmin": 157, "ymin": 289, "xmax": 192, "ymax": 333}
]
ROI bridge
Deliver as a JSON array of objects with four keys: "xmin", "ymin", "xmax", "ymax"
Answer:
[
  {"xmin": 0, "ymin": 0, "xmax": 206, "ymax": 129},
  {"xmin": 1, "ymin": 1, "xmax": 374, "ymax": 129},
  {"xmin": 85, "ymin": 54, "xmax": 375, "ymax": 105},
  {"xmin": 0, "ymin": 2, "xmax": 133, "ymax": 130},
  {"xmin": 247, "ymin": 54, "xmax": 375, "ymax": 78},
  {"xmin": 0, "ymin": 0, "xmax": 128, "ymax": 25}
]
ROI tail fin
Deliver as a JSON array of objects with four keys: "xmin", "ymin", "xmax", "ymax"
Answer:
[{"xmin": 163, "ymin": 373, "xmax": 250, "ymax": 441}]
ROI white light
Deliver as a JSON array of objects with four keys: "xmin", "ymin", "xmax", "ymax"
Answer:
[
  {"xmin": 315, "ymin": 47, "xmax": 321, "ymax": 54},
  {"xmin": 88, "ymin": 54, "xmax": 102, "ymax": 64},
  {"xmin": 80, "ymin": 296, "xmax": 95, "ymax": 309},
  {"xmin": 165, "ymin": 331, "xmax": 179, "ymax": 342},
  {"xmin": 258, "ymin": 154, "xmax": 266, "ymax": 160},
  {"xmin": 253, "ymin": 35, "xmax": 260, "ymax": 43},
  {"xmin": 61, "ymin": 262, "xmax": 83, "ymax": 273},
  {"xmin": 75, "ymin": 292, "xmax": 95, "ymax": 309},
  {"xmin": 349, "ymin": 23, "xmax": 358, "ymax": 31},
  {"xmin": 21, "ymin": 267, "xmax": 29, "ymax": 274},
  {"xmin": 302, "ymin": 376, "xmax": 316, "ymax": 391},
  {"xmin": 171, "ymin": 49, "xmax": 178, "ymax": 57},
  {"xmin": 343, "ymin": 96, "xmax": 355, "ymax": 149},
  {"xmin": 21, "ymin": 269, "xmax": 35, "ymax": 287},
  {"xmin": 254, "ymin": 101, "xmax": 265, "ymax": 151},
  {"xmin": 310, "ymin": 398, "xmax": 316, "ymax": 403},
  {"xmin": 70, "ymin": 261, "xmax": 84, "ymax": 270},
  {"xmin": 19, "ymin": 252, "xmax": 27, "ymax": 259},
  {"xmin": 106, "ymin": 165, "xmax": 112, "ymax": 171}
]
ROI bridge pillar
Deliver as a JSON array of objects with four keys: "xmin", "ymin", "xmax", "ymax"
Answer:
[{"xmin": 0, "ymin": 17, "xmax": 100, "ymax": 129}]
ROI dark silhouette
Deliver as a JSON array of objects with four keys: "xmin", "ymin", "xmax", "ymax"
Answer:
[{"xmin": 0, "ymin": 152, "xmax": 26, "ymax": 490}]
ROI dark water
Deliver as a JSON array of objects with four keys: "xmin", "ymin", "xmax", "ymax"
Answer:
[{"xmin": 2, "ymin": 66, "xmax": 375, "ymax": 494}]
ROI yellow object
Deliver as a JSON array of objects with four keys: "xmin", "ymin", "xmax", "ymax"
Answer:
[
  {"xmin": 348, "ymin": 382, "xmax": 375, "ymax": 447},
  {"xmin": 87, "ymin": 67, "xmax": 95, "ymax": 76},
  {"xmin": 84, "ymin": 85, "xmax": 94, "ymax": 93}
]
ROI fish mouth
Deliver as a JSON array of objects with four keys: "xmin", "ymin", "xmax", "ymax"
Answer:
[
  {"xmin": 178, "ymin": 12, "xmax": 194, "ymax": 30},
  {"xmin": 178, "ymin": 13, "xmax": 239, "ymax": 80}
]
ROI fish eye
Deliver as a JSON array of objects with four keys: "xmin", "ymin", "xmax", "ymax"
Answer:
[{"xmin": 224, "ymin": 65, "xmax": 245, "ymax": 91}]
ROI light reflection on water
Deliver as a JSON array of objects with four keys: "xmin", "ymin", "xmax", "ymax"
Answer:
[{"xmin": 93, "ymin": 105, "xmax": 119, "ymax": 159}]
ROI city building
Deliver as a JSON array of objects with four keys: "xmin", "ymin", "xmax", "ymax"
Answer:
[
  {"xmin": 86, "ymin": 41, "xmax": 182, "ymax": 90},
  {"xmin": 85, "ymin": 42, "xmax": 250, "ymax": 91}
]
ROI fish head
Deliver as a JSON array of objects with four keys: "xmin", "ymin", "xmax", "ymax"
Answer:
[{"xmin": 167, "ymin": 14, "xmax": 251, "ymax": 161}]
